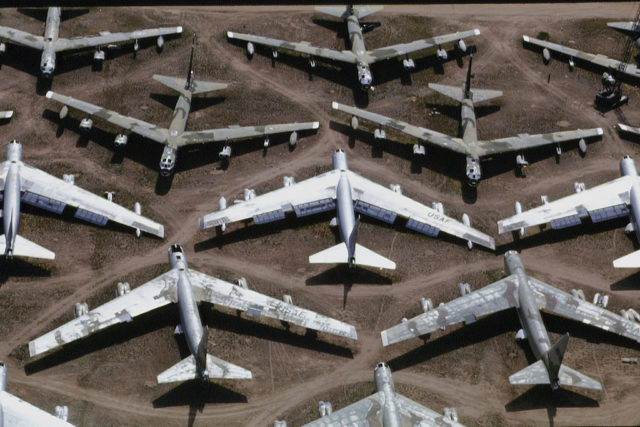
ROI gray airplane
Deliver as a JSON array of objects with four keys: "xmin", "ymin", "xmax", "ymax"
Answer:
[
  {"xmin": 46, "ymin": 35, "xmax": 319, "ymax": 176},
  {"xmin": 607, "ymin": 21, "xmax": 640, "ymax": 46},
  {"xmin": 227, "ymin": 5, "xmax": 479, "ymax": 91},
  {"xmin": 0, "ymin": 140, "xmax": 163, "ymax": 260},
  {"xmin": 499, "ymin": 156, "xmax": 640, "ymax": 268},
  {"xmin": 333, "ymin": 54, "xmax": 602, "ymax": 186},
  {"xmin": 0, "ymin": 362, "xmax": 74, "ymax": 426},
  {"xmin": 0, "ymin": 7, "xmax": 182, "ymax": 79},
  {"xmin": 29, "ymin": 245, "xmax": 357, "ymax": 383},
  {"xmin": 303, "ymin": 362, "xmax": 463, "ymax": 426},
  {"xmin": 382, "ymin": 251, "xmax": 640, "ymax": 390},
  {"xmin": 199, "ymin": 149, "xmax": 495, "ymax": 271},
  {"xmin": 0, "ymin": 111, "xmax": 12, "ymax": 121}
]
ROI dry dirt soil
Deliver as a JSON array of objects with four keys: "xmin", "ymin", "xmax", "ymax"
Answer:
[{"xmin": 1, "ymin": 3, "xmax": 640, "ymax": 426}]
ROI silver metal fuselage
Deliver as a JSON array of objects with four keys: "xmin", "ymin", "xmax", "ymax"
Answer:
[
  {"xmin": 620, "ymin": 156, "xmax": 640, "ymax": 243},
  {"xmin": 40, "ymin": 7, "xmax": 61, "ymax": 77},
  {"xmin": 3, "ymin": 142, "xmax": 23, "ymax": 256},
  {"xmin": 169, "ymin": 245, "xmax": 207, "ymax": 377},
  {"xmin": 332, "ymin": 150, "xmax": 357, "ymax": 261},
  {"xmin": 345, "ymin": 13, "xmax": 372, "ymax": 88},
  {"xmin": 159, "ymin": 89, "xmax": 194, "ymax": 174},
  {"xmin": 504, "ymin": 251, "xmax": 552, "ymax": 361},
  {"xmin": 373, "ymin": 363, "xmax": 401, "ymax": 427}
]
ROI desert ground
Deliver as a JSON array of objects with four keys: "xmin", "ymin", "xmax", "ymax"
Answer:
[{"xmin": 1, "ymin": 3, "xmax": 640, "ymax": 426}]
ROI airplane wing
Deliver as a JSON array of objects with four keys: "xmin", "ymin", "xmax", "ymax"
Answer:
[
  {"xmin": 0, "ymin": 111, "xmax": 14, "ymax": 120},
  {"xmin": 227, "ymin": 31, "xmax": 358, "ymax": 64},
  {"xmin": 29, "ymin": 269, "xmax": 178, "ymax": 356},
  {"xmin": 528, "ymin": 277, "xmax": 640, "ymax": 343},
  {"xmin": 0, "ymin": 27, "xmax": 45, "ymax": 50},
  {"xmin": 607, "ymin": 22, "xmax": 640, "ymax": 34},
  {"xmin": 188, "ymin": 269, "xmax": 357, "ymax": 339},
  {"xmin": 331, "ymin": 102, "xmax": 469, "ymax": 155},
  {"xmin": 381, "ymin": 275, "xmax": 518, "ymax": 346},
  {"xmin": 303, "ymin": 391, "xmax": 385, "ymax": 426},
  {"xmin": 618, "ymin": 123, "xmax": 640, "ymax": 135},
  {"xmin": 314, "ymin": 5, "xmax": 385, "ymax": 19},
  {"xmin": 19, "ymin": 162, "xmax": 164, "ymax": 237},
  {"xmin": 199, "ymin": 170, "xmax": 339, "ymax": 229},
  {"xmin": 347, "ymin": 171, "xmax": 495, "ymax": 250},
  {"xmin": 396, "ymin": 394, "xmax": 464, "ymax": 426},
  {"xmin": 45, "ymin": 91, "xmax": 168, "ymax": 144},
  {"xmin": 53, "ymin": 26, "xmax": 183, "ymax": 52},
  {"xmin": 0, "ymin": 392, "xmax": 75, "ymax": 427},
  {"xmin": 522, "ymin": 35, "xmax": 640, "ymax": 79},
  {"xmin": 476, "ymin": 128, "xmax": 603, "ymax": 156},
  {"xmin": 429, "ymin": 83, "xmax": 503, "ymax": 104},
  {"xmin": 365, "ymin": 29, "xmax": 480, "ymax": 63},
  {"xmin": 180, "ymin": 121, "xmax": 319, "ymax": 145},
  {"xmin": 497, "ymin": 175, "xmax": 632, "ymax": 234}
]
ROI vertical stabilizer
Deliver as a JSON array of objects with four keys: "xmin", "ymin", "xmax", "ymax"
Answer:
[
  {"xmin": 545, "ymin": 333, "xmax": 569, "ymax": 388},
  {"xmin": 185, "ymin": 33, "xmax": 196, "ymax": 90},
  {"xmin": 464, "ymin": 53, "xmax": 473, "ymax": 99},
  {"xmin": 347, "ymin": 216, "xmax": 361, "ymax": 267}
]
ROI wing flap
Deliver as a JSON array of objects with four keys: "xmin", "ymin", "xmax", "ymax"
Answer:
[
  {"xmin": 180, "ymin": 121, "xmax": 319, "ymax": 145},
  {"xmin": 477, "ymin": 128, "xmax": 602, "ymax": 156},
  {"xmin": 54, "ymin": 26, "xmax": 183, "ymax": 52}
]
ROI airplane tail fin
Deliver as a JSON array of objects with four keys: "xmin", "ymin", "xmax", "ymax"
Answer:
[
  {"xmin": 429, "ymin": 54, "xmax": 502, "ymax": 104},
  {"xmin": 309, "ymin": 242, "xmax": 396, "ymax": 269},
  {"xmin": 315, "ymin": 5, "xmax": 384, "ymax": 19},
  {"xmin": 156, "ymin": 354, "xmax": 252, "ymax": 383},
  {"xmin": 613, "ymin": 249, "xmax": 640, "ymax": 268},
  {"xmin": 0, "ymin": 234, "xmax": 55, "ymax": 260},
  {"xmin": 347, "ymin": 216, "xmax": 361, "ymax": 267}
]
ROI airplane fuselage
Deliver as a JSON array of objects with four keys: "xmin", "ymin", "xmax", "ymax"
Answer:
[
  {"xmin": 169, "ymin": 245, "xmax": 208, "ymax": 379},
  {"xmin": 159, "ymin": 89, "xmax": 193, "ymax": 175},
  {"xmin": 620, "ymin": 156, "xmax": 640, "ymax": 244},
  {"xmin": 459, "ymin": 95, "xmax": 482, "ymax": 185},
  {"xmin": 333, "ymin": 150, "xmax": 358, "ymax": 265},
  {"xmin": 345, "ymin": 13, "xmax": 373, "ymax": 89},
  {"xmin": 40, "ymin": 7, "xmax": 61, "ymax": 77},
  {"xmin": 373, "ymin": 362, "xmax": 401, "ymax": 427},
  {"xmin": 3, "ymin": 142, "xmax": 23, "ymax": 256}
]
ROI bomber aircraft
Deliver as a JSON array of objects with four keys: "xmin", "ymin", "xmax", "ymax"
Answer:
[
  {"xmin": 303, "ymin": 362, "xmax": 463, "ymax": 426},
  {"xmin": 0, "ymin": 362, "xmax": 74, "ymax": 426},
  {"xmin": 46, "ymin": 35, "xmax": 319, "ymax": 177},
  {"xmin": 199, "ymin": 149, "xmax": 495, "ymax": 271},
  {"xmin": 29, "ymin": 245, "xmax": 357, "ymax": 384},
  {"xmin": 0, "ymin": 140, "xmax": 163, "ymax": 260},
  {"xmin": 0, "ymin": 7, "xmax": 182, "ymax": 79},
  {"xmin": 382, "ymin": 251, "xmax": 640, "ymax": 390},
  {"xmin": 499, "ymin": 156, "xmax": 640, "ymax": 268},
  {"xmin": 607, "ymin": 21, "xmax": 640, "ymax": 43},
  {"xmin": 227, "ymin": 5, "xmax": 479, "ymax": 91},
  {"xmin": 333, "ymin": 54, "xmax": 603, "ymax": 186}
]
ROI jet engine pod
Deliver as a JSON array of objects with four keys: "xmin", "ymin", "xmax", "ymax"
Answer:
[
  {"xmin": 219, "ymin": 145, "xmax": 232, "ymax": 160},
  {"xmin": 79, "ymin": 117, "xmax": 93, "ymax": 133},
  {"xmin": 458, "ymin": 39, "xmax": 467, "ymax": 53},
  {"xmin": 578, "ymin": 138, "xmax": 587, "ymax": 156},
  {"xmin": 116, "ymin": 282, "xmax": 131, "ymax": 297},
  {"xmin": 351, "ymin": 115, "xmax": 358, "ymax": 130},
  {"xmin": 133, "ymin": 39, "xmax": 139, "ymax": 52},
  {"xmin": 542, "ymin": 47, "xmax": 550, "ymax": 64},
  {"xmin": 114, "ymin": 133, "xmax": 128, "ymax": 148},
  {"xmin": 59, "ymin": 105, "xmax": 68, "ymax": 120},
  {"xmin": 93, "ymin": 49, "xmax": 105, "ymax": 62},
  {"xmin": 157, "ymin": 35, "xmax": 164, "ymax": 50},
  {"xmin": 74, "ymin": 302, "xmax": 89, "ymax": 318},
  {"xmin": 246, "ymin": 42, "xmax": 255, "ymax": 57},
  {"xmin": 289, "ymin": 131, "xmax": 298, "ymax": 146},
  {"xmin": 0, "ymin": 42, "xmax": 5, "ymax": 55},
  {"xmin": 436, "ymin": 47, "xmax": 448, "ymax": 61},
  {"xmin": 402, "ymin": 58, "xmax": 415, "ymax": 71},
  {"xmin": 413, "ymin": 143, "xmax": 426, "ymax": 156},
  {"xmin": 374, "ymin": 128, "xmax": 386, "ymax": 140}
]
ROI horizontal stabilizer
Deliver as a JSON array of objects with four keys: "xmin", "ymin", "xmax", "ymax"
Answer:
[
  {"xmin": 309, "ymin": 242, "xmax": 396, "ymax": 269},
  {"xmin": 153, "ymin": 74, "xmax": 228, "ymax": 95},
  {"xmin": 0, "ymin": 234, "xmax": 55, "ymax": 260},
  {"xmin": 618, "ymin": 123, "xmax": 640, "ymax": 135},
  {"xmin": 509, "ymin": 360, "xmax": 601, "ymax": 390},
  {"xmin": 0, "ymin": 110, "xmax": 13, "ymax": 120},
  {"xmin": 157, "ymin": 354, "xmax": 252, "ymax": 383},
  {"xmin": 613, "ymin": 249, "xmax": 640, "ymax": 268},
  {"xmin": 429, "ymin": 83, "xmax": 502, "ymax": 104},
  {"xmin": 315, "ymin": 5, "xmax": 383, "ymax": 19}
]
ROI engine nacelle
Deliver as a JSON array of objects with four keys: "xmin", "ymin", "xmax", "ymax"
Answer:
[
  {"xmin": 420, "ymin": 297, "xmax": 433, "ymax": 313},
  {"xmin": 462, "ymin": 213, "xmax": 473, "ymax": 249},
  {"xmin": 93, "ymin": 49, "xmax": 105, "ymax": 62},
  {"xmin": 309, "ymin": 57, "xmax": 316, "ymax": 68},
  {"xmin": 283, "ymin": 294, "xmax": 293, "ymax": 305},
  {"xmin": 0, "ymin": 42, "xmax": 6, "ymax": 55},
  {"xmin": 273, "ymin": 421, "xmax": 287, "ymax": 427},
  {"xmin": 540, "ymin": 195, "xmax": 549, "ymax": 205},
  {"xmin": 458, "ymin": 282, "xmax": 471, "ymax": 296},
  {"xmin": 374, "ymin": 128, "xmax": 386, "ymax": 140},
  {"xmin": 272, "ymin": 48, "xmax": 278, "ymax": 59},
  {"xmin": 542, "ymin": 47, "xmax": 550, "ymax": 63},
  {"xmin": 466, "ymin": 157, "xmax": 481, "ymax": 186},
  {"xmin": 413, "ymin": 143, "xmax": 426, "ymax": 156},
  {"xmin": 134, "ymin": 202, "xmax": 142, "ymax": 237},
  {"xmin": 578, "ymin": 138, "xmax": 587, "ymax": 155},
  {"xmin": 283, "ymin": 176, "xmax": 296, "ymax": 187},
  {"xmin": 318, "ymin": 401, "xmax": 333, "ymax": 417},
  {"xmin": 79, "ymin": 117, "xmax": 93, "ymax": 133},
  {"xmin": 571, "ymin": 288, "xmax": 585, "ymax": 300},
  {"xmin": 159, "ymin": 145, "xmax": 177, "ymax": 176},
  {"xmin": 458, "ymin": 39, "xmax": 467, "ymax": 53},
  {"xmin": 351, "ymin": 115, "xmax": 358, "ymax": 130},
  {"xmin": 431, "ymin": 202, "xmax": 444, "ymax": 214},
  {"xmin": 54, "ymin": 406, "xmax": 69, "ymax": 421},
  {"xmin": 219, "ymin": 145, "xmax": 232, "ymax": 160},
  {"xmin": 436, "ymin": 47, "xmax": 448, "ymax": 61},
  {"xmin": 218, "ymin": 197, "xmax": 227, "ymax": 232},
  {"xmin": 574, "ymin": 182, "xmax": 586, "ymax": 193},
  {"xmin": 592, "ymin": 292, "xmax": 609, "ymax": 308},
  {"xmin": 114, "ymin": 133, "xmax": 128, "ymax": 148},
  {"xmin": 234, "ymin": 277, "xmax": 248, "ymax": 289},
  {"xmin": 104, "ymin": 191, "xmax": 115, "ymax": 202},
  {"xmin": 602, "ymin": 72, "xmax": 616, "ymax": 87},
  {"xmin": 62, "ymin": 174, "xmax": 75, "ymax": 185},
  {"xmin": 74, "ymin": 302, "xmax": 89, "ymax": 318},
  {"xmin": 389, "ymin": 184, "xmax": 402, "ymax": 194},
  {"xmin": 443, "ymin": 408, "xmax": 459, "ymax": 423},
  {"xmin": 244, "ymin": 188, "xmax": 256, "ymax": 201},
  {"xmin": 157, "ymin": 35, "xmax": 164, "ymax": 50},
  {"xmin": 402, "ymin": 58, "xmax": 415, "ymax": 71},
  {"xmin": 568, "ymin": 56, "xmax": 574, "ymax": 71},
  {"xmin": 116, "ymin": 282, "xmax": 131, "ymax": 297},
  {"xmin": 133, "ymin": 39, "xmax": 139, "ymax": 52},
  {"xmin": 59, "ymin": 105, "xmax": 69, "ymax": 120},
  {"xmin": 289, "ymin": 131, "xmax": 298, "ymax": 146},
  {"xmin": 516, "ymin": 154, "xmax": 528, "ymax": 176},
  {"xmin": 264, "ymin": 136, "xmax": 270, "ymax": 148},
  {"xmin": 246, "ymin": 42, "xmax": 255, "ymax": 57},
  {"xmin": 514, "ymin": 201, "xmax": 524, "ymax": 237}
]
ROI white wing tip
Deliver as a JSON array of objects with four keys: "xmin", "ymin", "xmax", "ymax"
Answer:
[
  {"xmin": 176, "ymin": 26, "xmax": 183, "ymax": 33},
  {"xmin": 331, "ymin": 101, "xmax": 339, "ymax": 110},
  {"xmin": 381, "ymin": 330, "xmax": 389, "ymax": 346},
  {"xmin": 28, "ymin": 341, "xmax": 38, "ymax": 357},
  {"xmin": 312, "ymin": 121, "xmax": 320, "ymax": 129},
  {"xmin": 3, "ymin": 111, "xmax": 13, "ymax": 118},
  {"xmin": 618, "ymin": 123, "xmax": 632, "ymax": 132},
  {"xmin": 474, "ymin": 28, "xmax": 481, "ymax": 35},
  {"xmin": 596, "ymin": 127, "xmax": 604, "ymax": 135},
  {"xmin": 227, "ymin": 31, "xmax": 235, "ymax": 38},
  {"xmin": 522, "ymin": 35, "xmax": 530, "ymax": 42},
  {"xmin": 45, "ymin": 91, "xmax": 54, "ymax": 99}
]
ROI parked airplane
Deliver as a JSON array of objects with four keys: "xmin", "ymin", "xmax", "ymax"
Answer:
[
  {"xmin": 0, "ymin": 140, "xmax": 163, "ymax": 260},
  {"xmin": 333, "ymin": 54, "xmax": 602, "ymax": 186},
  {"xmin": 0, "ymin": 111, "xmax": 12, "ymax": 121},
  {"xmin": 46, "ymin": 35, "xmax": 319, "ymax": 177},
  {"xmin": 0, "ymin": 7, "xmax": 182, "ymax": 79},
  {"xmin": 382, "ymin": 251, "xmax": 640, "ymax": 390},
  {"xmin": 200, "ymin": 149, "xmax": 495, "ymax": 270},
  {"xmin": 227, "ymin": 5, "xmax": 479, "ymax": 90},
  {"xmin": 0, "ymin": 362, "xmax": 74, "ymax": 426},
  {"xmin": 29, "ymin": 245, "xmax": 357, "ymax": 383},
  {"xmin": 499, "ymin": 156, "xmax": 640, "ymax": 268},
  {"xmin": 303, "ymin": 362, "xmax": 463, "ymax": 426},
  {"xmin": 607, "ymin": 21, "xmax": 640, "ymax": 44}
]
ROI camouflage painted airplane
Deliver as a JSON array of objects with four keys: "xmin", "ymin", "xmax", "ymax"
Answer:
[
  {"xmin": 0, "ymin": 362, "xmax": 74, "ymax": 426},
  {"xmin": 29, "ymin": 245, "xmax": 357, "ymax": 384},
  {"xmin": 227, "ymin": 5, "xmax": 480, "ymax": 90},
  {"xmin": 522, "ymin": 34, "xmax": 640, "ymax": 80},
  {"xmin": 333, "ymin": 54, "xmax": 602, "ymax": 186},
  {"xmin": 46, "ymin": 35, "xmax": 319, "ymax": 176},
  {"xmin": 0, "ymin": 7, "xmax": 182, "ymax": 79},
  {"xmin": 382, "ymin": 251, "xmax": 640, "ymax": 390},
  {"xmin": 499, "ymin": 156, "xmax": 640, "ymax": 268},
  {"xmin": 303, "ymin": 362, "xmax": 463, "ymax": 427},
  {"xmin": 0, "ymin": 140, "xmax": 163, "ymax": 260},
  {"xmin": 199, "ymin": 149, "xmax": 495, "ymax": 271}
]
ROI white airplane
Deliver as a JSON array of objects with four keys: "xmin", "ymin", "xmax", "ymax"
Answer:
[
  {"xmin": 0, "ymin": 362, "xmax": 74, "ymax": 426},
  {"xmin": 200, "ymin": 149, "xmax": 495, "ymax": 270}
]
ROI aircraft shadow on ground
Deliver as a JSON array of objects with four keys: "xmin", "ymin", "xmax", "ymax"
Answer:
[
  {"xmin": 610, "ymin": 271, "xmax": 640, "ymax": 291},
  {"xmin": 148, "ymin": 93, "xmax": 226, "ymax": 112},
  {"xmin": 0, "ymin": 258, "xmax": 51, "ymax": 285},
  {"xmin": 305, "ymin": 264, "xmax": 392, "ymax": 286},
  {"xmin": 153, "ymin": 381, "xmax": 247, "ymax": 408}
]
